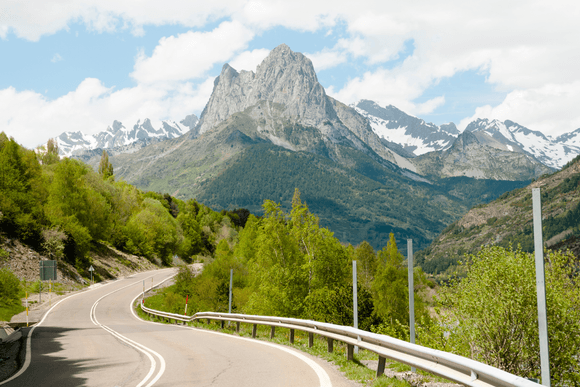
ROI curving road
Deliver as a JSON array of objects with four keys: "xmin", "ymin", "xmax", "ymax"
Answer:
[{"xmin": 1, "ymin": 268, "xmax": 357, "ymax": 387}]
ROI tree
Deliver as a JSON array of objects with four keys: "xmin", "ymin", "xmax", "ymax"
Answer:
[
  {"xmin": 98, "ymin": 150, "xmax": 114, "ymax": 180},
  {"xmin": 354, "ymin": 241, "xmax": 377, "ymax": 290},
  {"xmin": 440, "ymin": 246, "xmax": 580, "ymax": 385},
  {"xmin": 124, "ymin": 198, "xmax": 182, "ymax": 266},
  {"xmin": 372, "ymin": 234, "xmax": 408, "ymax": 325},
  {"xmin": 38, "ymin": 138, "xmax": 60, "ymax": 165}
]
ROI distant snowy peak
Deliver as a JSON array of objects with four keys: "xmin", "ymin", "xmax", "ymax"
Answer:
[
  {"xmin": 56, "ymin": 114, "xmax": 198, "ymax": 157},
  {"xmin": 465, "ymin": 118, "xmax": 580, "ymax": 169},
  {"xmin": 352, "ymin": 99, "xmax": 458, "ymax": 156},
  {"xmin": 555, "ymin": 128, "xmax": 580, "ymax": 148}
]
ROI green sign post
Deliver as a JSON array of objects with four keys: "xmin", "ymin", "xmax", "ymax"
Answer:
[
  {"xmin": 40, "ymin": 260, "xmax": 57, "ymax": 281},
  {"xmin": 39, "ymin": 260, "xmax": 57, "ymax": 304}
]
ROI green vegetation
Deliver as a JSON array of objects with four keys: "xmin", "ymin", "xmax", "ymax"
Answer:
[
  {"xmin": 147, "ymin": 188, "xmax": 433, "ymax": 343},
  {"xmin": 0, "ymin": 132, "xmax": 246, "ymax": 279},
  {"xmin": 439, "ymin": 246, "xmax": 580, "ymax": 385},
  {"xmin": 192, "ymin": 143, "xmax": 525, "ymax": 253},
  {"xmin": 0, "ymin": 268, "xmax": 25, "ymax": 321}
]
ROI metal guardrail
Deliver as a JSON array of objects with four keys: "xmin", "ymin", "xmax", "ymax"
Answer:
[{"xmin": 139, "ymin": 302, "xmax": 539, "ymax": 387}]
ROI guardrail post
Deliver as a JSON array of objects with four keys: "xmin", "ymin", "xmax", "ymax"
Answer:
[
  {"xmin": 236, "ymin": 321, "xmax": 240, "ymax": 333},
  {"xmin": 252, "ymin": 324, "xmax": 257, "ymax": 338},
  {"xmin": 220, "ymin": 320, "xmax": 225, "ymax": 329},
  {"xmin": 377, "ymin": 356, "xmax": 386, "ymax": 377},
  {"xmin": 207, "ymin": 319, "xmax": 211, "ymax": 325},
  {"xmin": 270, "ymin": 326, "xmax": 276, "ymax": 339},
  {"xmin": 327, "ymin": 337, "xmax": 333, "ymax": 353},
  {"xmin": 289, "ymin": 329, "xmax": 295, "ymax": 344},
  {"xmin": 308, "ymin": 332, "xmax": 314, "ymax": 347},
  {"xmin": 347, "ymin": 344, "xmax": 354, "ymax": 361}
]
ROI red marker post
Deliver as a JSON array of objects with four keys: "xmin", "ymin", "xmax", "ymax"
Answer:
[{"xmin": 184, "ymin": 295, "xmax": 189, "ymax": 315}]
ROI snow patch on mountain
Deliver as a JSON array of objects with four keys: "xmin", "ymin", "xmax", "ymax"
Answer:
[
  {"xmin": 56, "ymin": 115, "xmax": 198, "ymax": 157},
  {"xmin": 352, "ymin": 100, "xmax": 457, "ymax": 156},
  {"xmin": 466, "ymin": 119, "xmax": 580, "ymax": 169}
]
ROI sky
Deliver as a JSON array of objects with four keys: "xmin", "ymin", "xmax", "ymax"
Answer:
[{"xmin": 1, "ymin": 0, "xmax": 580, "ymax": 149}]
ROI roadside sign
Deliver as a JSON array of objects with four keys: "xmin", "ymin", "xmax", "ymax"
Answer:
[
  {"xmin": 89, "ymin": 265, "xmax": 94, "ymax": 284},
  {"xmin": 40, "ymin": 260, "xmax": 57, "ymax": 281}
]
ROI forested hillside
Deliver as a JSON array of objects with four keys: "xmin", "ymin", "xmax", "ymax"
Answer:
[
  {"xmin": 194, "ymin": 143, "xmax": 529, "ymax": 251},
  {"xmin": 0, "ymin": 132, "xmax": 246, "ymax": 277},
  {"xmin": 417, "ymin": 154, "xmax": 580, "ymax": 274}
]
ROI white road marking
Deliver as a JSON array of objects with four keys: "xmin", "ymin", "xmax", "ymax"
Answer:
[
  {"xmin": 135, "ymin": 310, "xmax": 333, "ymax": 387},
  {"xmin": 90, "ymin": 274, "xmax": 172, "ymax": 387}
]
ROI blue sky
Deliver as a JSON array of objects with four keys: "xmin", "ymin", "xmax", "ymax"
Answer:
[{"xmin": 1, "ymin": 1, "xmax": 579, "ymax": 148}]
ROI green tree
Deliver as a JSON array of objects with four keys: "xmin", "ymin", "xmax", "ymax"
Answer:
[
  {"xmin": 440, "ymin": 246, "xmax": 580, "ymax": 385},
  {"xmin": 98, "ymin": 150, "xmax": 114, "ymax": 180},
  {"xmin": 372, "ymin": 233, "xmax": 408, "ymax": 324},
  {"xmin": 0, "ymin": 136, "xmax": 44, "ymax": 245},
  {"xmin": 354, "ymin": 241, "xmax": 376, "ymax": 290},
  {"xmin": 125, "ymin": 198, "xmax": 182, "ymax": 265},
  {"xmin": 38, "ymin": 138, "xmax": 60, "ymax": 165}
]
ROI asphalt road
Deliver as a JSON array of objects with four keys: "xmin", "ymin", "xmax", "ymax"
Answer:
[{"xmin": 1, "ymin": 268, "xmax": 357, "ymax": 387}]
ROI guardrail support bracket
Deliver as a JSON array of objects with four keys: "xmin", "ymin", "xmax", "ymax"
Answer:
[
  {"xmin": 236, "ymin": 321, "xmax": 240, "ymax": 333},
  {"xmin": 289, "ymin": 329, "xmax": 295, "ymax": 344},
  {"xmin": 252, "ymin": 324, "xmax": 257, "ymax": 338},
  {"xmin": 377, "ymin": 356, "xmax": 386, "ymax": 377},
  {"xmin": 347, "ymin": 344, "xmax": 354, "ymax": 361},
  {"xmin": 270, "ymin": 326, "xmax": 276, "ymax": 339},
  {"xmin": 327, "ymin": 337, "xmax": 333, "ymax": 353},
  {"xmin": 308, "ymin": 332, "xmax": 314, "ymax": 347}
]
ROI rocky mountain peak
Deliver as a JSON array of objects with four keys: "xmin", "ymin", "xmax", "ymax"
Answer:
[{"xmin": 195, "ymin": 44, "xmax": 329, "ymax": 135}]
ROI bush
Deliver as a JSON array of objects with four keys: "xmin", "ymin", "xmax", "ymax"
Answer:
[{"xmin": 440, "ymin": 246, "xmax": 580, "ymax": 385}]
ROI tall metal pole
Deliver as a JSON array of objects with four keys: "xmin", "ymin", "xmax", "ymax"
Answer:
[
  {"xmin": 353, "ymin": 260, "xmax": 358, "ymax": 353},
  {"xmin": 532, "ymin": 188, "xmax": 551, "ymax": 386},
  {"xmin": 228, "ymin": 269, "xmax": 233, "ymax": 314},
  {"xmin": 407, "ymin": 239, "xmax": 416, "ymax": 373}
]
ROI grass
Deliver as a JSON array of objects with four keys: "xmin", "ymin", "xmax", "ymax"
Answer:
[{"xmin": 0, "ymin": 303, "xmax": 25, "ymax": 322}]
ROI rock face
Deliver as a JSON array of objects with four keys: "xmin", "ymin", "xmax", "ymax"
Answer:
[
  {"xmin": 193, "ymin": 44, "xmax": 401, "ymax": 169},
  {"xmin": 412, "ymin": 130, "xmax": 554, "ymax": 180},
  {"xmin": 197, "ymin": 44, "xmax": 329, "ymax": 135}
]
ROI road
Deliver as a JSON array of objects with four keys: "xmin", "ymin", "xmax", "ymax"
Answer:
[{"xmin": 1, "ymin": 268, "xmax": 357, "ymax": 387}]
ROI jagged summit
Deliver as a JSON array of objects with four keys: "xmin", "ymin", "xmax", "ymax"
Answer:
[{"xmin": 196, "ymin": 44, "xmax": 328, "ymax": 135}]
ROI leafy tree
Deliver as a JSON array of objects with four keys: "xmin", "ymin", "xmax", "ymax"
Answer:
[
  {"xmin": 0, "ymin": 136, "xmax": 44, "ymax": 245},
  {"xmin": 98, "ymin": 150, "xmax": 114, "ymax": 180},
  {"xmin": 354, "ymin": 241, "xmax": 376, "ymax": 290},
  {"xmin": 372, "ymin": 234, "xmax": 408, "ymax": 325},
  {"xmin": 440, "ymin": 246, "xmax": 580, "ymax": 385},
  {"xmin": 125, "ymin": 198, "xmax": 182, "ymax": 265},
  {"xmin": 38, "ymin": 138, "xmax": 60, "ymax": 165}
]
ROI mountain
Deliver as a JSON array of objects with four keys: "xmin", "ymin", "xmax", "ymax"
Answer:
[
  {"xmin": 464, "ymin": 118, "xmax": 580, "ymax": 169},
  {"xmin": 411, "ymin": 130, "xmax": 554, "ymax": 180},
  {"xmin": 56, "ymin": 115, "xmax": 198, "ymax": 157},
  {"xmin": 94, "ymin": 44, "xmax": 530, "ymax": 252},
  {"xmin": 416, "ymin": 154, "xmax": 580, "ymax": 275},
  {"xmin": 352, "ymin": 100, "xmax": 459, "ymax": 156},
  {"xmin": 354, "ymin": 101, "xmax": 580, "ymax": 171}
]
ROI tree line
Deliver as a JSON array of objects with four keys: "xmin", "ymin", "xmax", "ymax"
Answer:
[{"xmin": 0, "ymin": 132, "xmax": 246, "ymax": 276}]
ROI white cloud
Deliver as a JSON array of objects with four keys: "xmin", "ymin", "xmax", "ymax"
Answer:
[
  {"xmin": 131, "ymin": 20, "xmax": 255, "ymax": 84},
  {"xmin": 2, "ymin": 0, "xmax": 580, "ymax": 141},
  {"xmin": 0, "ymin": 76, "xmax": 215, "ymax": 149},
  {"xmin": 458, "ymin": 82, "xmax": 580, "ymax": 136},
  {"xmin": 51, "ymin": 53, "xmax": 63, "ymax": 63},
  {"xmin": 228, "ymin": 48, "xmax": 270, "ymax": 72},
  {"xmin": 304, "ymin": 49, "xmax": 347, "ymax": 71}
]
